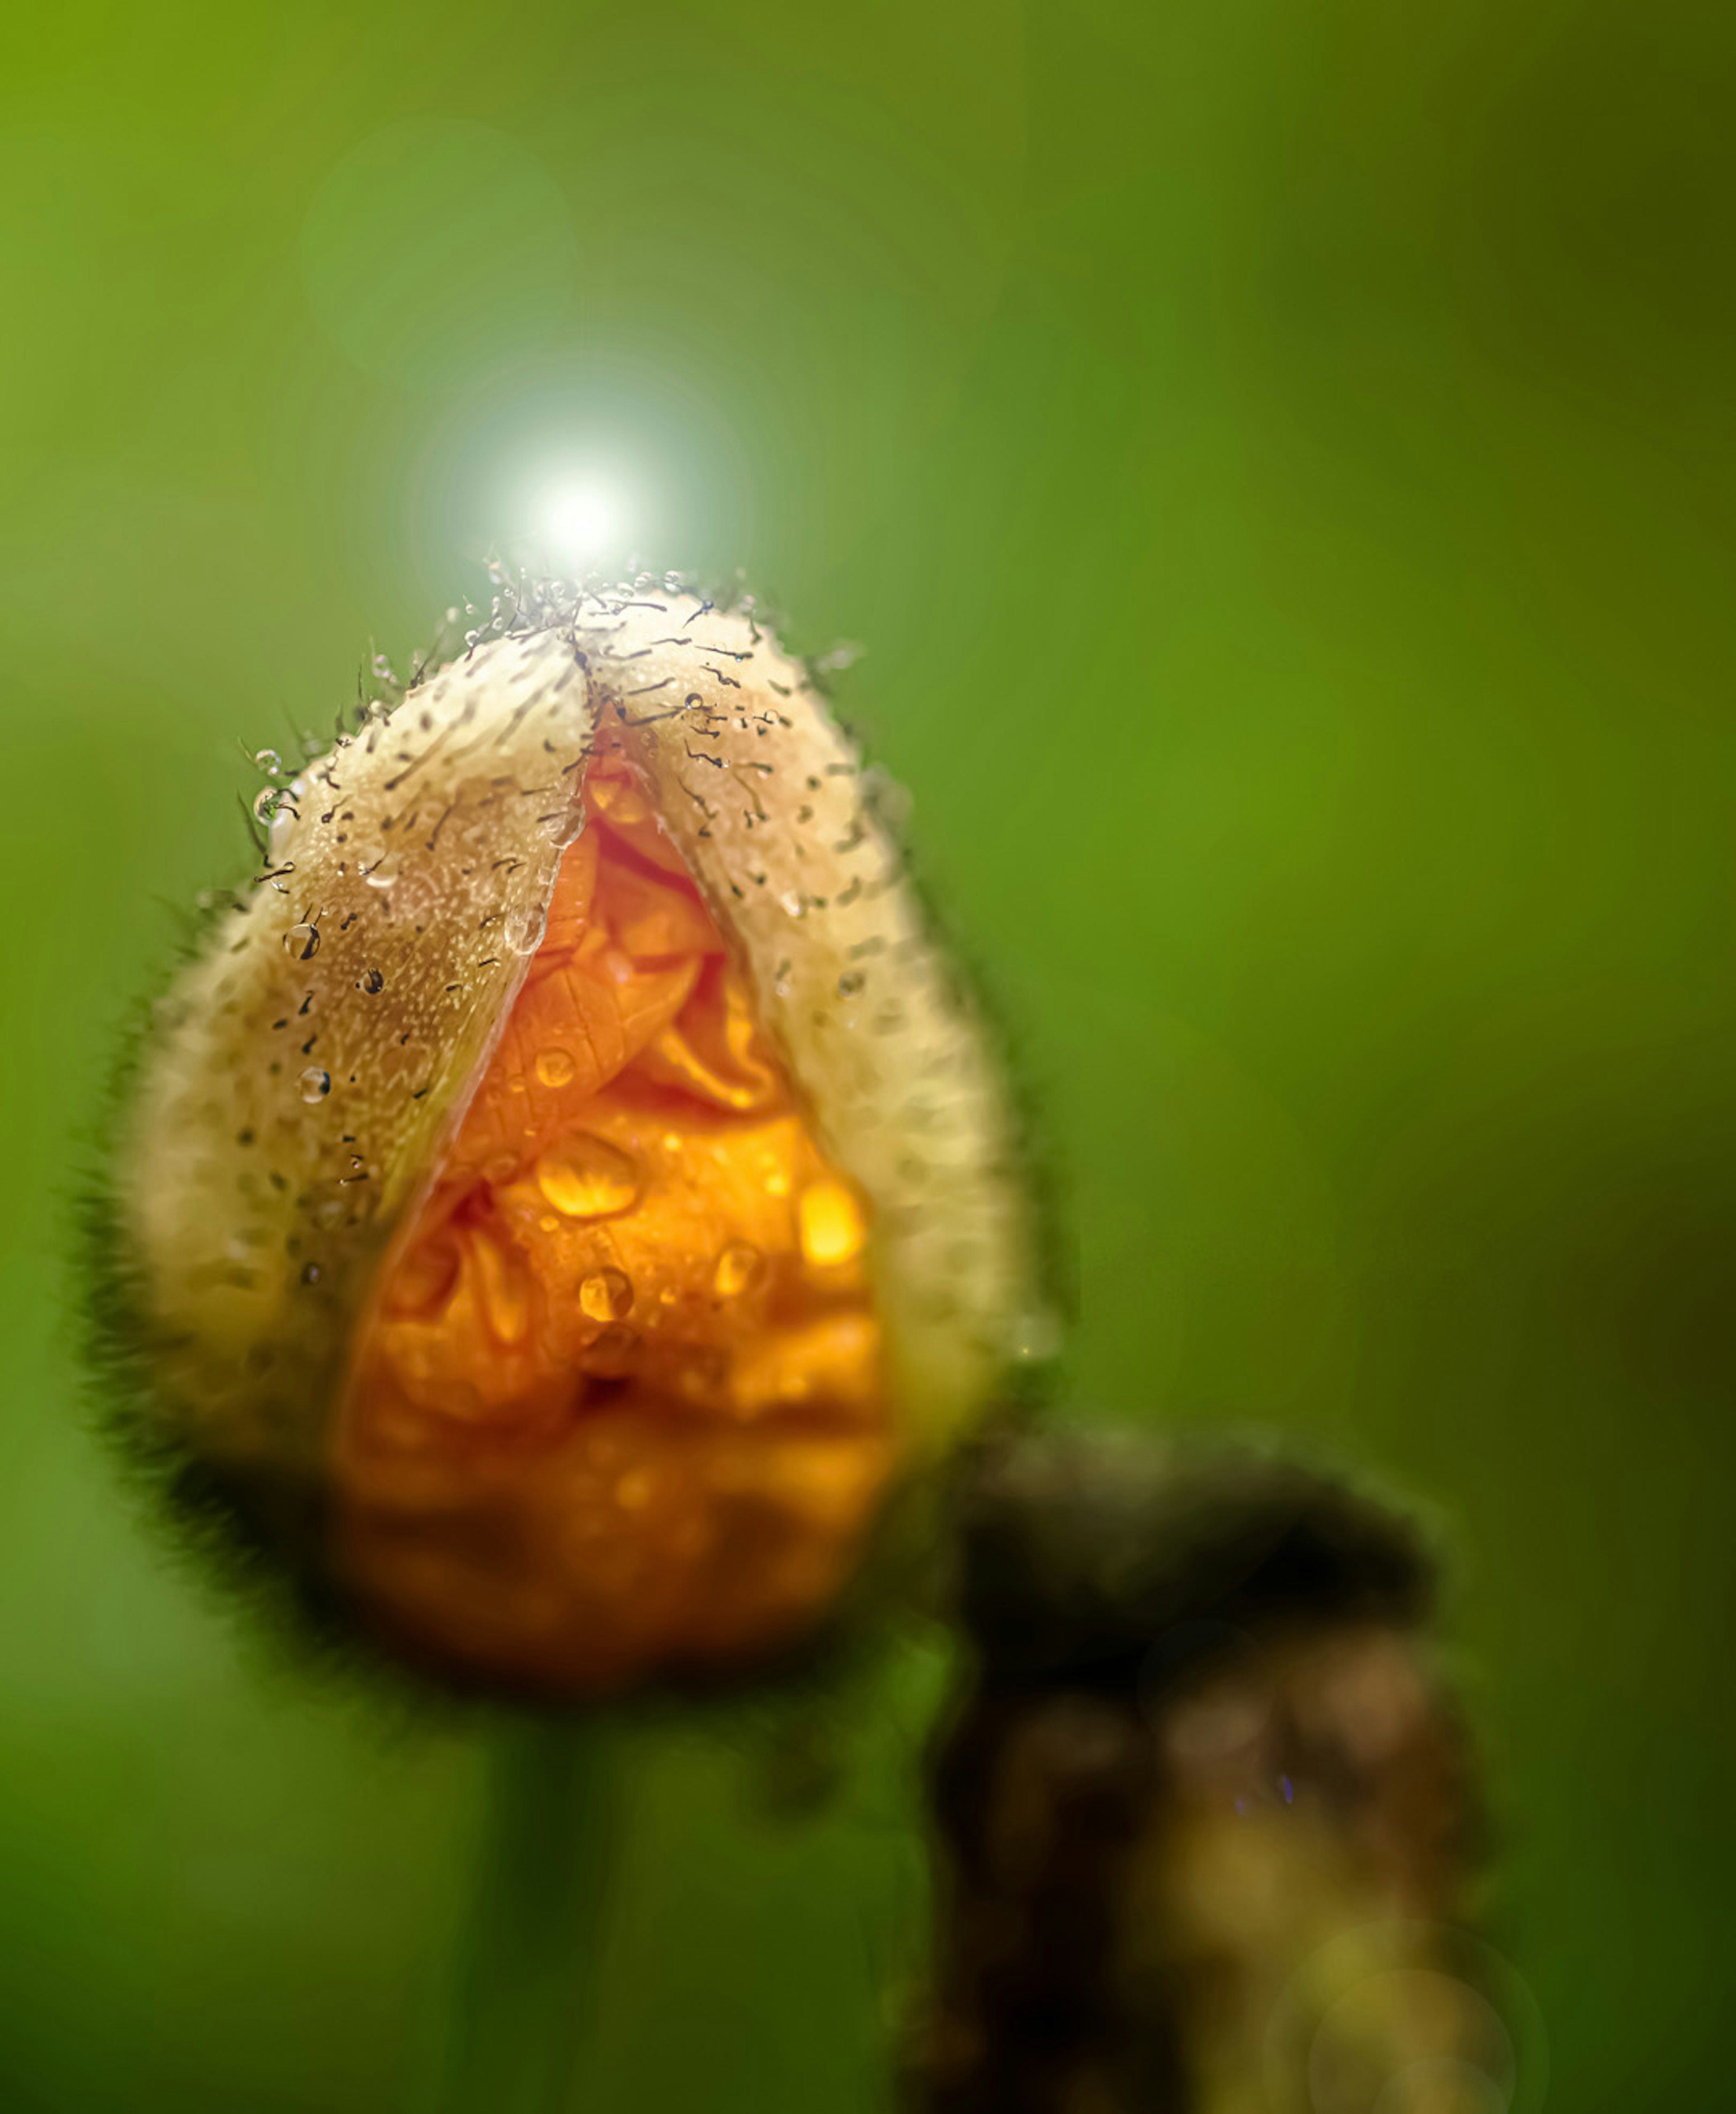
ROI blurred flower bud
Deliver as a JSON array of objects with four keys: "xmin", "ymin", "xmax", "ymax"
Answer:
[
  {"xmin": 909, "ymin": 1430, "xmax": 1505, "ymax": 2114},
  {"xmin": 103, "ymin": 580, "xmax": 1042, "ymax": 1696}
]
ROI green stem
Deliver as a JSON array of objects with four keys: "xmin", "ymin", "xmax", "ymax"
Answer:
[{"xmin": 440, "ymin": 1714, "xmax": 626, "ymax": 2114}]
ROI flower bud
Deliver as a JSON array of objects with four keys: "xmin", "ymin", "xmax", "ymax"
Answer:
[
  {"xmin": 910, "ymin": 1432, "xmax": 1484, "ymax": 2114},
  {"xmin": 110, "ymin": 581, "xmax": 1041, "ymax": 1695}
]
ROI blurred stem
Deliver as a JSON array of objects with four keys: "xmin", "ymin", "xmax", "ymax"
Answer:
[{"xmin": 440, "ymin": 1714, "xmax": 626, "ymax": 2114}]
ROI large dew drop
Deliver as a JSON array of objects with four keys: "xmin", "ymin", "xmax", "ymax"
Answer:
[{"xmin": 536, "ymin": 1133, "xmax": 640, "ymax": 1219}]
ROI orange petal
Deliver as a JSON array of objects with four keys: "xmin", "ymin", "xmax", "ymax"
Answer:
[{"xmin": 336, "ymin": 739, "xmax": 893, "ymax": 1694}]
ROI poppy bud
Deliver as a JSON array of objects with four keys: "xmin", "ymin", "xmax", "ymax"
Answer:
[{"xmin": 105, "ymin": 580, "xmax": 1041, "ymax": 1697}]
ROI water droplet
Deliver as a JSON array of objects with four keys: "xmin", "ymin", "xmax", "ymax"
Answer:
[
  {"xmin": 283, "ymin": 921, "xmax": 321, "ymax": 961},
  {"xmin": 505, "ymin": 899, "xmax": 548, "ymax": 954},
  {"xmin": 253, "ymin": 786, "xmax": 283, "ymax": 822},
  {"xmin": 713, "ymin": 1241, "xmax": 765, "ymax": 1300},
  {"xmin": 543, "ymin": 802, "xmax": 586, "ymax": 849},
  {"xmin": 798, "ymin": 1178, "xmax": 866, "ymax": 1268},
  {"xmin": 536, "ymin": 1133, "xmax": 640, "ymax": 1219},
  {"xmin": 580, "ymin": 1268, "xmax": 634, "ymax": 1321},
  {"xmin": 254, "ymin": 748, "xmax": 283, "ymax": 777},
  {"xmin": 779, "ymin": 891, "xmax": 805, "ymax": 919},
  {"xmin": 364, "ymin": 869, "xmax": 394, "ymax": 891},
  {"xmin": 300, "ymin": 1261, "xmax": 321, "ymax": 1285},
  {"xmin": 535, "ymin": 1046, "xmax": 576, "ymax": 1088},
  {"xmin": 359, "ymin": 967, "xmax": 384, "ymax": 995},
  {"xmin": 587, "ymin": 1324, "xmax": 637, "ymax": 1374},
  {"xmin": 299, "ymin": 1066, "xmax": 331, "ymax": 1103},
  {"xmin": 483, "ymin": 1152, "xmax": 519, "ymax": 1185}
]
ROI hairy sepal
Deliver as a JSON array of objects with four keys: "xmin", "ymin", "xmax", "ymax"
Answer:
[{"xmin": 119, "ymin": 588, "xmax": 1039, "ymax": 1545}]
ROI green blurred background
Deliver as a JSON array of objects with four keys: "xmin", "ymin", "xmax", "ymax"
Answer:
[{"xmin": 2, "ymin": 1, "xmax": 1730, "ymax": 2106}]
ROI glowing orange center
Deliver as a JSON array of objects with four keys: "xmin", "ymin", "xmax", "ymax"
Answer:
[{"xmin": 333, "ymin": 731, "xmax": 894, "ymax": 1693}]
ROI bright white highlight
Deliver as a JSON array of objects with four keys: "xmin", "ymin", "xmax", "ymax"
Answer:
[{"xmin": 543, "ymin": 483, "xmax": 622, "ymax": 566}]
